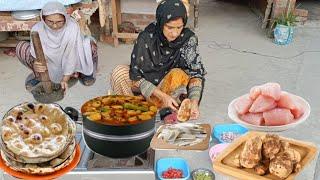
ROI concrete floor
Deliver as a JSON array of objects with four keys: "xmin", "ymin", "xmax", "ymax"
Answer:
[{"xmin": 0, "ymin": 0, "xmax": 320, "ymax": 179}]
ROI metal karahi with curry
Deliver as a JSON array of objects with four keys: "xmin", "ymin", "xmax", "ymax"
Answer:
[
  {"xmin": 81, "ymin": 95, "xmax": 157, "ymax": 158},
  {"xmin": 81, "ymin": 95, "xmax": 157, "ymax": 126}
]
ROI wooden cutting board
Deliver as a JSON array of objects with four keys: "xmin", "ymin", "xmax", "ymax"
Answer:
[
  {"xmin": 213, "ymin": 131, "xmax": 318, "ymax": 180},
  {"xmin": 150, "ymin": 123, "xmax": 211, "ymax": 151}
]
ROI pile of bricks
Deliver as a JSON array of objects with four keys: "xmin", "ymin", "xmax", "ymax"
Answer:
[
  {"xmin": 294, "ymin": 8, "xmax": 308, "ymax": 24},
  {"xmin": 272, "ymin": 0, "xmax": 308, "ymax": 25},
  {"xmin": 271, "ymin": 0, "xmax": 296, "ymax": 17},
  {"xmin": 121, "ymin": 13, "xmax": 155, "ymax": 32}
]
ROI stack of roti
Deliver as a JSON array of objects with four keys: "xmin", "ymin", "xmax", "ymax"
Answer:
[{"xmin": 0, "ymin": 103, "xmax": 77, "ymax": 175}]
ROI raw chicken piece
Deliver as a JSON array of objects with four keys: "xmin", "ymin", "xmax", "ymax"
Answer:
[
  {"xmin": 249, "ymin": 86, "xmax": 261, "ymax": 100},
  {"xmin": 240, "ymin": 136, "xmax": 263, "ymax": 168},
  {"xmin": 260, "ymin": 83, "xmax": 281, "ymax": 101},
  {"xmin": 262, "ymin": 134, "xmax": 281, "ymax": 159},
  {"xmin": 278, "ymin": 92, "xmax": 304, "ymax": 119},
  {"xmin": 263, "ymin": 108, "xmax": 294, "ymax": 126},
  {"xmin": 249, "ymin": 95, "xmax": 277, "ymax": 113},
  {"xmin": 234, "ymin": 95, "xmax": 253, "ymax": 115},
  {"xmin": 240, "ymin": 113, "xmax": 264, "ymax": 126},
  {"xmin": 277, "ymin": 92, "xmax": 296, "ymax": 110},
  {"xmin": 291, "ymin": 105, "xmax": 304, "ymax": 119}
]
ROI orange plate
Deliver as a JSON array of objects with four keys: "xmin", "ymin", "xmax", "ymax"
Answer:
[{"xmin": 0, "ymin": 144, "xmax": 81, "ymax": 180}]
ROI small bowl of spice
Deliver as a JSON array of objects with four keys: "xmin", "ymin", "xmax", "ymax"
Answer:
[
  {"xmin": 156, "ymin": 157, "xmax": 190, "ymax": 180},
  {"xmin": 191, "ymin": 168, "xmax": 215, "ymax": 180}
]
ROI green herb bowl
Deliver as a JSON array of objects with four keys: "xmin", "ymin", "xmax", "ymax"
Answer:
[{"xmin": 191, "ymin": 168, "xmax": 215, "ymax": 180}]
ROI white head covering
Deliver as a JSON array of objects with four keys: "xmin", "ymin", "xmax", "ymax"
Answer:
[{"xmin": 30, "ymin": 1, "xmax": 93, "ymax": 83}]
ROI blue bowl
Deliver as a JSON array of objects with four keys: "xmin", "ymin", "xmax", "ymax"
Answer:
[
  {"xmin": 213, "ymin": 124, "xmax": 248, "ymax": 143},
  {"xmin": 156, "ymin": 157, "xmax": 190, "ymax": 180}
]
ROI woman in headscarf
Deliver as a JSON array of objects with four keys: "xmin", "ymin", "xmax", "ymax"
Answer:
[
  {"xmin": 16, "ymin": 1, "xmax": 98, "ymax": 92},
  {"xmin": 110, "ymin": 0, "xmax": 206, "ymax": 120}
]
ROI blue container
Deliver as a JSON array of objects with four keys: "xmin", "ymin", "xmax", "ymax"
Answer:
[
  {"xmin": 213, "ymin": 124, "xmax": 248, "ymax": 143},
  {"xmin": 156, "ymin": 157, "xmax": 190, "ymax": 180},
  {"xmin": 274, "ymin": 24, "xmax": 294, "ymax": 45}
]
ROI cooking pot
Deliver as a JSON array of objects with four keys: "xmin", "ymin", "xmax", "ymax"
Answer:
[{"xmin": 80, "ymin": 95, "xmax": 156, "ymax": 158}]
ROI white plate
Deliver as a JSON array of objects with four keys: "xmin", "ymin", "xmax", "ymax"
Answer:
[
  {"xmin": 11, "ymin": 10, "xmax": 40, "ymax": 20},
  {"xmin": 228, "ymin": 91, "xmax": 311, "ymax": 132}
]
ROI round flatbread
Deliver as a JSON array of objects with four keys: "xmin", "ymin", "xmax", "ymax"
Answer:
[
  {"xmin": 0, "ymin": 103, "xmax": 76, "ymax": 163},
  {"xmin": 0, "ymin": 119, "xmax": 75, "ymax": 164},
  {"xmin": 1, "ymin": 139, "xmax": 76, "ymax": 175},
  {"xmin": 177, "ymin": 99, "xmax": 191, "ymax": 122}
]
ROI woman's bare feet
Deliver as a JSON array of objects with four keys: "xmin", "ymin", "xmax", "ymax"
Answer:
[{"xmin": 72, "ymin": 72, "xmax": 79, "ymax": 78}]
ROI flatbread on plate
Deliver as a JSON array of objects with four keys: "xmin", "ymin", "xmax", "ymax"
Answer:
[
  {"xmin": 1, "ymin": 139, "xmax": 76, "ymax": 175},
  {"xmin": 0, "ymin": 103, "xmax": 76, "ymax": 163}
]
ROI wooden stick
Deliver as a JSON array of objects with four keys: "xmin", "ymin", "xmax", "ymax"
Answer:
[
  {"xmin": 97, "ymin": 0, "xmax": 106, "ymax": 27},
  {"xmin": 111, "ymin": 0, "xmax": 119, "ymax": 46},
  {"xmin": 261, "ymin": 0, "xmax": 273, "ymax": 29},
  {"xmin": 104, "ymin": 0, "xmax": 111, "ymax": 34},
  {"xmin": 115, "ymin": 0, "xmax": 121, "ymax": 26},
  {"xmin": 31, "ymin": 31, "xmax": 52, "ymax": 93}
]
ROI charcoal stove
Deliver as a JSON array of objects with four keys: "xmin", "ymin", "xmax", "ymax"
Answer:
[
  {"xmin": 64, "ymin": 113, "xmax": 159, "ymax": 180},
  {"xmin": 67, "ymin": 133, "xmax": 156, "ymax": 180}
]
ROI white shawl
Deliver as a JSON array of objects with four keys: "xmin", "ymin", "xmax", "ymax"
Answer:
[{"xmin": 30, "ymin": 1, "xmax": 93, "ymax": 83}]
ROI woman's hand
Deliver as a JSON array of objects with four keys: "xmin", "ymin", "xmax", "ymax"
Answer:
[
  {"xmin": 190, "ymin": 99, "xmax": 200, "ymax": 120},
  {"xmin": 60, "ymin": 81, "xmax": 68, "ymax": 92},
  {"xmin": 162, "ymin": 93, "xmax": 179, "ymax": 111},
  {"xmin": 153, "ymin": 88, "xmax": 178, "ymax": 111},
  {"xmin": 33, "ymin": 61, "xmax": 47, "ymax": 73},
  {"xmin": 60, "ymin": 75, "xmax": 71, "ymax": 92}
]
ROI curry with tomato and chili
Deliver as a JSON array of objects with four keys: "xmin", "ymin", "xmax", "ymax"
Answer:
[{"xmin": 81, "ymin": 95, "xmax": 157, "ymax": 125}]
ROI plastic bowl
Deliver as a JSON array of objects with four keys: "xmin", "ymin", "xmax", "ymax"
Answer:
[
  {"xmin": 156, "ymin": 157, "xmax": 190, "ymax": 180},
  {"xmin": 213, "ymin": 124, "xmax": 248, "ymax": 143},
  {"xmin": 209, "ymin": 143, "xmax": 230, "ymax": 161},
  {"xmin": 191, "ymin": 168, "xmax": 215, "ymax": 180},
  {"xmin": 228, "ymin": 91, "xmax": 311, "ymax": 132}
]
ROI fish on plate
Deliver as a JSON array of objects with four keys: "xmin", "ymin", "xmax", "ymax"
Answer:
[{"xmin": 157, "ymin": 123, "xmax": 207, "ymax": 147}]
